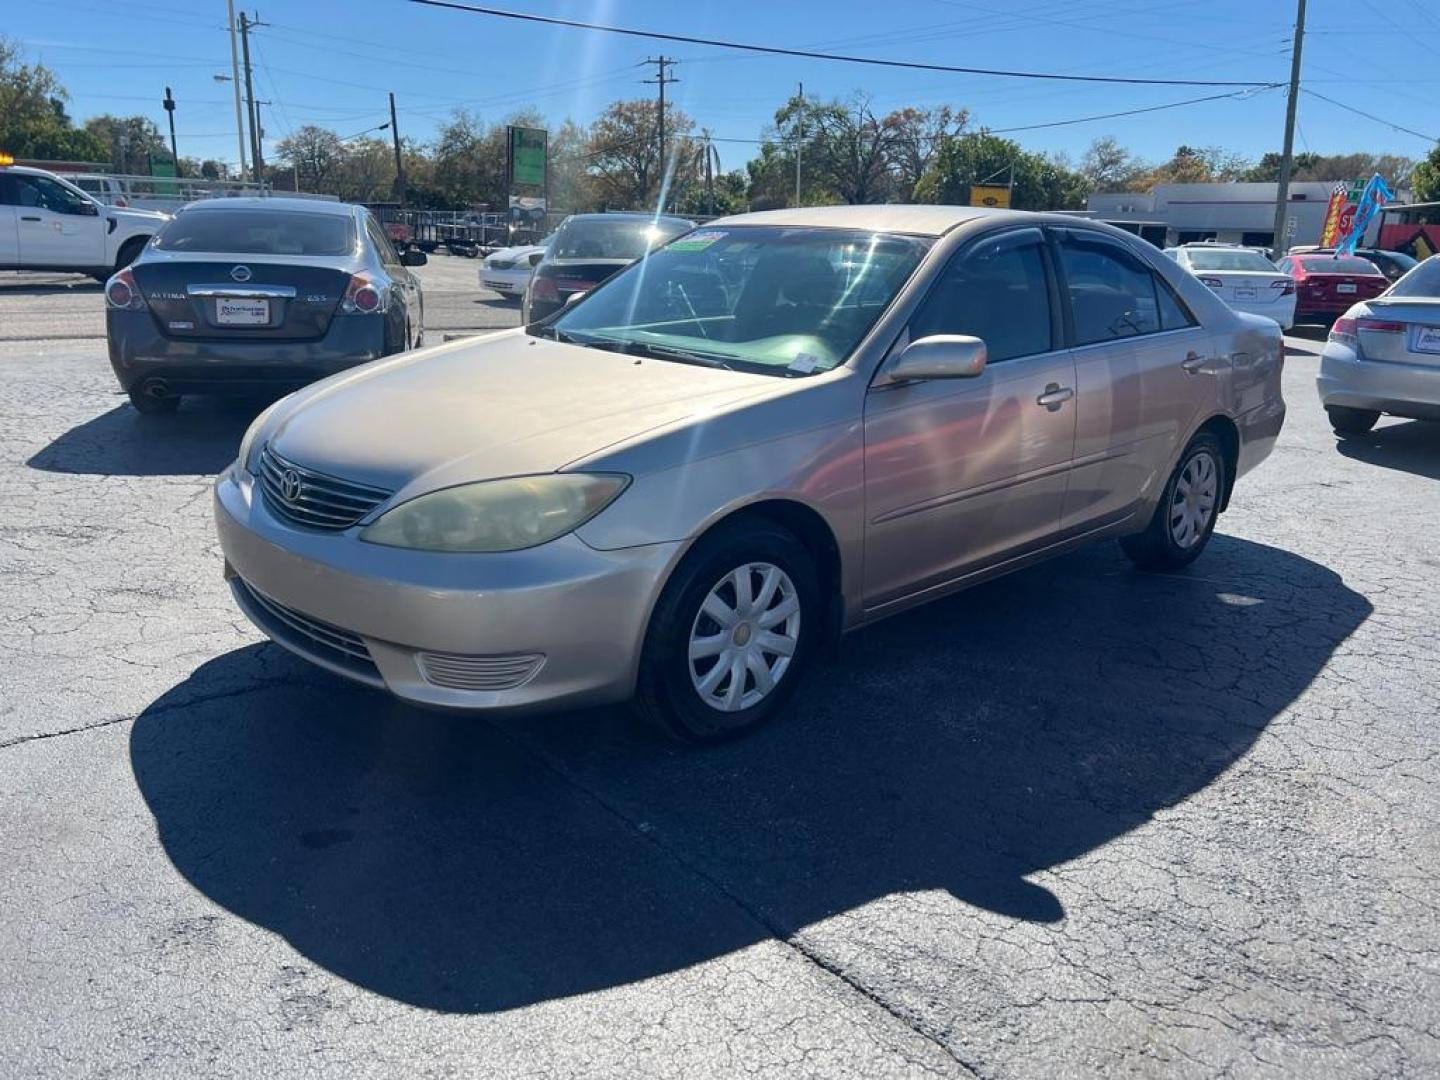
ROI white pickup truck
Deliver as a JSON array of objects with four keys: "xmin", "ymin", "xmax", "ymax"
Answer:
[{"xmin": 0, "ymin": 163, "xmax": 169, "ymax": 280}]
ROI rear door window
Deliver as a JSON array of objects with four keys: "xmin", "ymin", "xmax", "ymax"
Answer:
[{"xmin": 1057, "ymin": 234, "xmax": 1193, "ymax": 345}]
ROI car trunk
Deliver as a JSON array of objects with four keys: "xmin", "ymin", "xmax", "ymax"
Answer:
[
  {"xmin": 1299, "ymin": 270, "xmax": 1387, "ymax": 308},
  {"xmin": 1204, "ymin": 271, "xmax": 1292, "ymax": 309},
  {"xmin": 1356, "ymin": 299, "xmax": 1440, "ymax": 368},
  {"xmin": 131, "ymin": 260, "xmax": 354, "ymax": 341},
  {"xmin": 536, "ymin": 258, "xmax": 631, "ymax": 301}
]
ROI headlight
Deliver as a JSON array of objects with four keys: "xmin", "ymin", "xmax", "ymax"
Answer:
[
  {"xmin": 359, "ymin": 473, "xmax": 629, "ymax": 553},
  {"xmin": 233, "ymin": 398, "xmax": 287, "ymax": 477}
]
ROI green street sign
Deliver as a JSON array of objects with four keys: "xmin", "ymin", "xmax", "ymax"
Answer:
[{"xmin": 509, "ymin": 126, "xmax": 547, "ymax": 188}]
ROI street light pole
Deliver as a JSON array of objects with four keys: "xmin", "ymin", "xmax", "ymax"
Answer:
[
  {"xmin": 162, "ymin": 86, "xmax": 178, "ymax": 171},
  {"xmin": 389, "ymin": 92, "xmax": 406, "ymax": 207},
  {"xmin": 1271, "ymin": 0, "xmax": 1308, "ymax": 253}
]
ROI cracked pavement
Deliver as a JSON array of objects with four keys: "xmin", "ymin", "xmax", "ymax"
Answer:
[{"xmin": 1, "ymin": 274, "xmax": 1438, "ymax": 1078}]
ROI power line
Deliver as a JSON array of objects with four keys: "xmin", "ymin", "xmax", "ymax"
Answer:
[
  {"xmin": 1301, "ymin": 89, "xmax": 1439, "ymax": 143},
  {"xmin": 402, "ymin": 0, "xmax": 1274, "ymax": 87},
  {"xmin": 988, "ymin": 85, "xmax": 1279, "ymax": 133}
]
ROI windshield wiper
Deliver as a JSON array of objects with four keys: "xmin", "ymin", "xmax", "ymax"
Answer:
[{"xmin": 624, "ymin": 342, "xmax": 733, "ymax": 370}]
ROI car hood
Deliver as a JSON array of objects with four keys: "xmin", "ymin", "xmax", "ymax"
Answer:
[
  {"xmin": 264, "ymin": 329, "xmax": 781, "ymax": 495},
  {"xmin": 107, "ymin": 206, "xmax": 170, "ymax": 225}
]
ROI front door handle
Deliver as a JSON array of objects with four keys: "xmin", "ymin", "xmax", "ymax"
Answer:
[
  {"xmin": 20, "ymin": 215, "xmax": 41, "ymax": 222},
  {"xmin": 1181, "ymin": 351, "xmax": 1208, "ymax": 373},
  {"xmin": 1036, "ymin": 383, "xmax": 1074, "ymax": 411}
]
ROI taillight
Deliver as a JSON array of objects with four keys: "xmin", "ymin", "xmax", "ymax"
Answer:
[
  {"xmin": 341, "ymin": 272, "xmax": 387, "ymax": 314},
  {"xmin": 530, "ymin": 274, "xmax": 560, "ymax": 303},
  {"xmin": 1356, "ymin": 318, "xmax": 1404, "ymax": 333},
  {"xmin": 1199, "ymin": 276, "xmax": 1224, "ymax": 289},
  {"xmin": 1328, "ymin": 317, "xmax": 1357, "ymax": 346},
  {"xmin": 105, "ymin": 267, "xmax": 144, "ymax": 310},
  {"xmin": 1270, "ymin": 279, "xmax": 1295, "ymax": 296},
  {"xmin": 115, "ymin": 196, "xmax": 128, "ymax": 208}
]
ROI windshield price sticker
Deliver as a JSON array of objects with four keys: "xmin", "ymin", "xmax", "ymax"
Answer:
[
  {"xmin": 788, "ymin": 353, "xmax": 820, "ymax": 374},
  {"xmin": 668, "ymin": 230, "xmax": 726, "ymax": 252}
]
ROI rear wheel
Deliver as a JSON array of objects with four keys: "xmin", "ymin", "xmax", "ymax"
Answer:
[
  {"xmin": 127, "ymin": 386, "xmax": 180, "ymax": 415},
  {"xmin": 634, "ymin": 519, "xmax": 820, "ymax": 743},
  {"xmin": 1120, "ymin": 433, "xmax": 1225, "ymax": 572},
  {"xmin": 1326, "ymin": 405, "xmax": 1380, "ymax": 436}
]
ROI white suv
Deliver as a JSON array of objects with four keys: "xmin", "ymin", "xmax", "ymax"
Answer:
[{"xmin": 0, "ymin": 163, "xmax": 168, "ymax": 279}]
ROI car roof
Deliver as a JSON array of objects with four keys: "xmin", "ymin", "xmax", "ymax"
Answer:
[
  {"xmin": 562, "ymin": 211, "xmax": 693, "ymax": 226},
  {"xmin": 180, "ymin": 197, "xmax": 355, "ymax": 216},
  {"xmin": 710, "ymin": 204, "xmax": 1015, "ymax": 237}
]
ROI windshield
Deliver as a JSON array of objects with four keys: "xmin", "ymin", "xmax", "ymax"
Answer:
[
  {"xmin": 1186, "ymin": 249, "xmax": 1276, "ymax": 272},
  {"xmin": 1299, "ymin": 255, "xmax": 1382, "ymax": 275},
  {"xmin": 543, "ymin": 226, "xmax": 931, "ymax": 376},
  {"xmin": 155, "ymin": 209, "xmax": 356, "ymax": 256},
  {"xmin": 1388, "ymin": 257, "xmax": 1440, "ymax": 298},
  {"xmin": 551, "ymin": 216, "xmax": 690, "ymax": 261}
]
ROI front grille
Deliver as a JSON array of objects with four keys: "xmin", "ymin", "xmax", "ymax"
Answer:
[
  {"xmin": 233, "ymin": 578, "xmax": 383, "ymax": 686},
  {"xmin": 417, "ymin": 651, "xmax": 545, "ymax": 692},
  {"xmin": 257, "ymin": 444, "xmax": 393, "ymax": 531}
]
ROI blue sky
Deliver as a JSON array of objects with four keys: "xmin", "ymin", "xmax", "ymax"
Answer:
[{"xmin": 10, "ymin": 0, "xmax": 1440, "ymax": 175}]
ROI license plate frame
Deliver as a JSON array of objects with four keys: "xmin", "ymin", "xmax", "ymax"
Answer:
[
  {"xmin": 1412, "ymin": 325, "xmax": 1440, "ymax": 354},
  {"xmin": 1336, "ymin": 283, "xmax": 1358, "ymax": 294},
  {"xmin": 1232, "ymin": 286, "xmax": 1258, "ymax": 300},
  {"xmin": 215, "ymin": 297, "xmax": 271, "ymax": 325}
]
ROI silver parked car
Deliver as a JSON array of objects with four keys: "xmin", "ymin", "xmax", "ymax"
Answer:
[
  {"xmin": 215, "ymin": 205, "xmax": 1285, "ymax": 741},
  {"xmin": 1318, "ymin": 254, "xmax": 1440, "ymax": 435}
]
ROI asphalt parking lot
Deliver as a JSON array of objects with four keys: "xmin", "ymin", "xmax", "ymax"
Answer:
[{"xmin": 1, "ymin": 265, "xmax": 1438, "ymax": 1078}]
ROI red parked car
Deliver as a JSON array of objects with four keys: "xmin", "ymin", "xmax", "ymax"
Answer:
[{"xmin": 1276, "ymin": 253, "xmax": 1389, "ymax": 324}]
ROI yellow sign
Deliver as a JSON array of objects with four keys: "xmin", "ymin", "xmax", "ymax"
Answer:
[
  {"xmin": 969, "ymin": 184, "xmax": 1010, "ymax": 209},
  {"xmin": 0, "ymin": 152, "xmax": 14, "ymax": 167}
]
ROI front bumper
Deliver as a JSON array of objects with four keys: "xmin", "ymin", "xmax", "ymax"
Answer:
[
  {"xmin": 108, "ymin": 310, "xmax": 388, "ymax": 395},
  {"xmin": 1317, "ymin": 345, "xmax": 1440, "ymax": 421},
  {"xmin": 214, "ymin": 469, "xmax": 683, "ymax": 713}
]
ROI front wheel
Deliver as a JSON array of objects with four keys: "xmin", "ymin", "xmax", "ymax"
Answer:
[
  {"xmin": 1326, "ymin": 405, "xmax": 1379, "ymax": 436},
  {"xmin": 633, "ymin": 519, "xmax": 820, "ymax": 743},
  {"xmin": 1120, "ymin": 433, "xmax": 1226, "ymax": 572}
]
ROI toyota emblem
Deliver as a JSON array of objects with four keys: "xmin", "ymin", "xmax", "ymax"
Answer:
[
  {"xmin": 279, "ymin": 469, "xmax": 303, "ymax": 503},
  {"xmin": 230, "ymin": 264, "xmax": 252, "ymax": 283}
]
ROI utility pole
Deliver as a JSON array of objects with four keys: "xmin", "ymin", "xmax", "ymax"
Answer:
[
  {"xmin": 226, "ymin": 0, "xmax": 248, "ymax": 180},
  {"xmin": 162, "ymin": 86, "xmax": 178, "ymax": 171},
  {"xmin": 643, "ymin": 56, "xmax": 678, "ymax": 205},
  {"xmin": 238, "ymin": 11, "xmax": 268, "ymax": 187},
  {"xmin": 794, "ymin": 82, "xmax": 805, "ymax": 206},
  {"xmin": 1271, "ymin": 0, "xmax": 1308, "ymax": 254},
  {"xmin": 389, "ymin": 92, "xmax": 406, "ymax": 207}
]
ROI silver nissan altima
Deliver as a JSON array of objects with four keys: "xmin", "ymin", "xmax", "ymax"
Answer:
[{"xmin": 215, "ymin": 205, "xmax": 1285, "ymax": 741}]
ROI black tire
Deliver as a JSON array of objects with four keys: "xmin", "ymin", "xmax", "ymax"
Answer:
[
  {"xmin": 1326, "ymin": 405, "xmax": 1380, "ymax": 436},
  {"xmin": 1120, "ymin": 432, "xmax": 1226, "ymax": 573},
  {"xmin": 127, "ymin": 386, "xmax": 180, "ymax": 415},
  {"xmin": 633, "ymin": 518, "xmax": 821, "ymax": 744},
  {"xmin": 114, "ymin": 236, "xmax": 149, "ymax": 272}
]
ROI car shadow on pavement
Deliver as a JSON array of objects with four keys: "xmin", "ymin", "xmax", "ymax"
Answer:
[
  {"xmin": 27, "ymin": 399, "xmax": 267, "ymax": 477},
  {"xmin": 1335, "ymin": 420, "xmax": 1440, "ymax": 481},
  {"xmin": 129, "ymin": 535, "xmax": 1369, "ymax": 1013}
]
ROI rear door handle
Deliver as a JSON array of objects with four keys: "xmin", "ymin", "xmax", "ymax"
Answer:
[
  {"xmin": 1181, "ymin": 351, "xmax": 1208, "ymax": 373},
  {"xmin": 1036, "ymin": 383, "xmax": 1074, "ymax": 411}
]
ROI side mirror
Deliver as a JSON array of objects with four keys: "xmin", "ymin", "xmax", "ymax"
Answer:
[
  {"xmin": 888, "ymin": 334, "xmax": 988, "ymax": 382},
  {"xmin": 401, "ymin": 248, "xmax": 428, "ymax": 267},
  {"xmin": 77, "ymin": 201, "xmax": 100, "ymax": 217},
  {"xmin": 563, "ymin": 290, "xmax": 587, "ymax": 308},
  {"xmin": 528, "ymin": 252, "xmax": 544, "ymax": 267}
]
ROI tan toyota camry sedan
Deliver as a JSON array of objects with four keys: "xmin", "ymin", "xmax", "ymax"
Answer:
[{"xmin": 215, "ymin": 206, "xmax": 1285, "ymax": 741}]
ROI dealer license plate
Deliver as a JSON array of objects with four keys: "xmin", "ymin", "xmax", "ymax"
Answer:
[
  {"xmin": 216, "ymin": 298, "xmax": 270, "ymax": 325},
  {"xmin": 1412, "ymin": 325, "xmax": 1440, "ymax": 354},
  {"xmin": 1336, "ymin": 283, "xmax": 1357, "ymax": 294},
  {"xmin": 1233, "ymin": 286, "xmax": 1257, "ymax": 300}
]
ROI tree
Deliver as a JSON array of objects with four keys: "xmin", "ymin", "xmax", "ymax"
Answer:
[
  {"xmin": 587, "ymin": 98, "xmax": 696, "ymax": 210},
  {"xmin": 913, "ymin": 131, "xmax": 1087, "ymax": 211},
  {"xmin": 1079, "ymin": 136, "xmax": 1144, "ymax": 192},
  {"xmin": 1127, "ymin": 145, "xmax": 1250, "ymax": 191},
  {"xmin": 83, "ymin": 114, "xmax": 169, "ymax": 174},
  {"xmin": 0, "ymin": 37, "xmax": 107, "ymax": 162},
  {"xmin": 773, "ymin": 94, "xmax": 896, "ymax": 205},
  {"xmin": 1240, "ymin": 150, "xmax": 1417, "ymax": 186},
  {"xmin": 884, "ymin": 105, "xmax": 968, "ymax": 202},
  {"xmin": 1413, "ymin": 143, "xmax": 1440, "ymax": 203},
  {"xmin": 275, "ymin": 124, "xmax": 345, "ymax": 193}
]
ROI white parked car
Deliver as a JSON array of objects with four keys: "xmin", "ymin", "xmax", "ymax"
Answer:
[
  {"xmin": 1166, "ymin": 244, "xmax": 1296, "ymax": 331},
  {"xmin": 1318, "ymin": 255, "xmax": 1440, "ymax": 435},
  {"xmin": 55, "ymin": 172, "xmax": 129, "ymax": 207},
  {"xmin": 479, "ymin": 238, "xmax": 550, "ymax": 297},
  {"xmin": 0, "ymin": 163, "xmax": 168, "ymax": 279}
]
